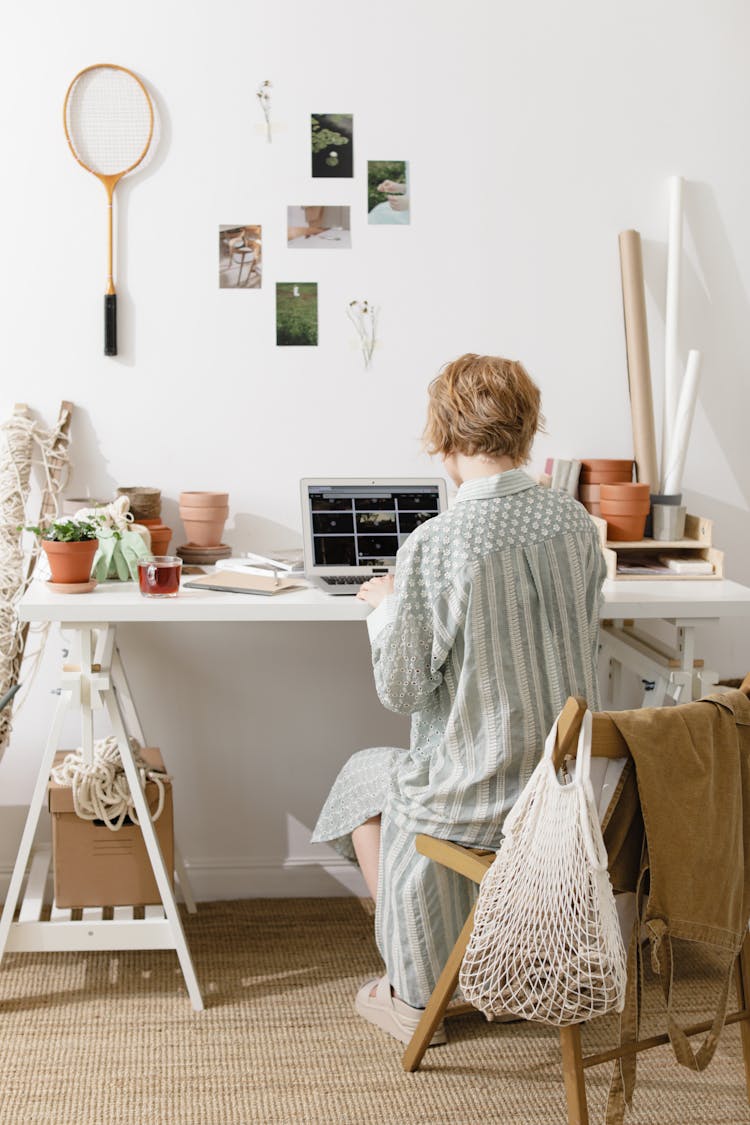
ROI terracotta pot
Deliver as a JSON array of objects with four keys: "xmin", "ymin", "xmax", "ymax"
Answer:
[
  {"xmin": 148, "ymin": 525, "xmax": 173, "ymax": 555},
  {"xmin": 178, "ymin": 505, "xmax": 229, "ymax": 520},
  {"xmin": 580, "ymin": 459, "xmax": 634, "ymax": 472},
  {"xmin": 182, "ymin": 524, "xmax": 225, "ymax": 547},
  {"xmin": 598, "ymin": 504, "xmax": 652, "ymax": 519},
  {"xmin": 42, "ymin": 538, "xmax": 98, "ymax": 584},
  {"xmin": 579, "ymin": 469, "xmax": 634, "ymax": 484},
  {"xmin": 178, "ymin": 510, "xmax": 227, "ymax": 547},
  {"xmin": 599, "ymin": 483, "xmax": 650, "ymax": 501},
  {"xmin": 603, "ymin": 513, "xmax": 648, "ymax": 541},
  {"xmin": 138, "ymin": 518, "xmax": 163, "ymax": 529},
  {"xmin": 581, "ymin": 501, "xmax": 602, "ymax": 517},
  {"xmin": 577, "ymin": 484, "xmax": 601, "ymax": 501},
  {"xmin": 179, "ymin": 491, "xmax": 229, "ymax": 508}
]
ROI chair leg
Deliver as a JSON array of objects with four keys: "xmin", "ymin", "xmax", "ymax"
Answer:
[
  {"xmin": 402, "ymin": 904, "xmax": 477, "ymax": 1073},
  {"xmin": 559, "ymin": 1025, "xmax": 589, "ymax": 1125},
  {"xmin": 734, "ymin": 932, "xmax": 750, "ymax": 1103}
]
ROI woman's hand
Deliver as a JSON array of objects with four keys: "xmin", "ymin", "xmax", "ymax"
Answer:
[
  {"xmin": 377, "ymin": 180, "xmax": 406, "ymax": 195},
  {"xmin": 386, "ymin": 194, "xmax": 409, "ymax": 212},
  {"xmin": 356, "ymin": 574, "xmax": 395, "ymax": 607}
]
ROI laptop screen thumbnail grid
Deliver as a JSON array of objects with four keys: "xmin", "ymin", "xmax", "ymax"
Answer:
[{"xmin": 307, "ymin": 485, "xmax": 441, "ymax": 568}]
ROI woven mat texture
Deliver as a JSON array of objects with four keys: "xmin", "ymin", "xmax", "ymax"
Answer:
[{"xmin": 0, "ymin": 898, "xmax": 748, "ymax": 1124}]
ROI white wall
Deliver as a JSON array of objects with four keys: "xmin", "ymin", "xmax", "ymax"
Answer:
[{"xmin": 1, "ymin": 0, "xmax": 749, "ymax": 897}]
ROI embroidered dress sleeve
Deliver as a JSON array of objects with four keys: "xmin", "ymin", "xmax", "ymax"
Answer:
[
  {"xmin": 584, "ymin": 526, "xmax": 607, "ymax": 610},
  {"xmin": 366, "ymin": 535, "xmax": 460, "ymax": 714}
]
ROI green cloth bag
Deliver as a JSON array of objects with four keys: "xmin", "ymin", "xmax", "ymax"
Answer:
[{"xmin": 92, "ymin": 526, "xmax": 151, "ymax": 581}]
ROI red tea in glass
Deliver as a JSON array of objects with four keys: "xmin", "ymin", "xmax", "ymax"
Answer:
[{"xmin": 138, "ymin": 555, "xmax": 182, "ymax": 598}]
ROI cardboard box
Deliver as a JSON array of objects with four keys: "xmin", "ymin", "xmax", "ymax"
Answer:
[{"xmin": 48, "ymin": 746, "xmax": 174, "ymax": 909}]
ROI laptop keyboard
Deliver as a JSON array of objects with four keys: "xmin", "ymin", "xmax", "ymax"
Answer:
[{"xmin": 322, "ymin": 576, "xmax": 367, "ymax": 585}]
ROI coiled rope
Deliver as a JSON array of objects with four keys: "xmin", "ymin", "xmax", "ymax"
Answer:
[
  {"xmin": 50, "ymin": 736, "xmax": 170, "ymax": 831},
  {"xmin": 0, "ymin": 405, "xmax": 72, "ymax": 757}
]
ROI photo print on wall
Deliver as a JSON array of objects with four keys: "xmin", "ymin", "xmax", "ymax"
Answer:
[
  {"xmin": 219, "ymin": 225, "xmax": 262, "ymax": 288},
  {"xmin": 276, "ymin": 282, "xmax": 318, "ymax": 346},
  {"xmin": 311, "ymin": 114, "xmax": 353, "ymax": 178},
  {"xmin": 287, "ymin": 206, "xmax": 351, "ymax": 248},
  {"xmin": 367, "ymin": 161, "xmax": 410, "ymax": 224}
]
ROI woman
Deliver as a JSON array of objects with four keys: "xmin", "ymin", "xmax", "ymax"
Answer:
[{"xmin": 312, "ymin": 353, "xmax": 605, "ymax": 1046}]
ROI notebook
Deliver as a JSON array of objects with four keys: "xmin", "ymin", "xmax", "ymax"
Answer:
[
  {"xmin": 299, "ymin": 477, "xmax": 448, "ymax": 596},
  {"xmin": 182, "ymin": 571, "xmax": 308, "ymax": 597}
]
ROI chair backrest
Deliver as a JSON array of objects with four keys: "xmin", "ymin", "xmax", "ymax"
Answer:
[{"xmin": 552, "ymin": 672, "xmax": 750, "ymax": 771}]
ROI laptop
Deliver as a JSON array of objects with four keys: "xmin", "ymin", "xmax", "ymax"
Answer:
[{"xmin": 300, "ymin": 478, "xmax": 449, "ymax": 595}]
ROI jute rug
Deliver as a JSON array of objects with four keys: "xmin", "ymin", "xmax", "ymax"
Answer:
[{"xmin": 0, "ymin": 899, "xmax": 748, "ymax": 1124}]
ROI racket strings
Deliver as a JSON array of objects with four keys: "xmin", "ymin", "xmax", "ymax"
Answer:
[{"xmin": 65, "ymin": 68, "xmax": 152, "ymax": 177}]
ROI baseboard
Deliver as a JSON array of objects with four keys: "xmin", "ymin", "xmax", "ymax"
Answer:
[{"xmin": 0, "ymin": 855, "xmax": 368, "ymax": 903}]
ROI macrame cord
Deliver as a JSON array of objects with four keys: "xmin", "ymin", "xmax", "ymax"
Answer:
[
  {"xmin": 0, "ymin": 406, "xmax": 72, "ymax": 757},
  {"xmin": 51, "ymin": 736, "xmax": 170, "ymax": 831}
]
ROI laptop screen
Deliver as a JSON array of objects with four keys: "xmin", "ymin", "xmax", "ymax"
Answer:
[{"xmin": 304, "ymin": 482, "xmax": 444, "ymax": 568}]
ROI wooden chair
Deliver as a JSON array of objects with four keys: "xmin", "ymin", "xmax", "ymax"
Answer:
[{"xmin": 401, "ymin": 675, "xmax": 750, "ymax": 1125}]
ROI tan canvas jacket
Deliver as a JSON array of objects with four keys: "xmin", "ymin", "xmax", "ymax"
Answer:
[{"xmin": 600, "ymin": 689, "xmax": 750, "ymax": 1122}]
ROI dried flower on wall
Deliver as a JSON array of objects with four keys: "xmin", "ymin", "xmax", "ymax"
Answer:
[
  {"xmin": 347, "ymin": 300, "xmax": 379, "ymax": 370},
  {"xmin": 256, "ymin": 80, "xmax": 272, "ymax": 143}
]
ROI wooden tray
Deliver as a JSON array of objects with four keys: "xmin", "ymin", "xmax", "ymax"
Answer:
[{"xmin": 591, "ymin": 515, "xmax": 724, "ymax": 581}]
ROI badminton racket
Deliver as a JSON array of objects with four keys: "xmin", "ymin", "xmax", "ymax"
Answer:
[{"xmin": 63, "ymin": 64, "xmax": 154, "ymax": 356}]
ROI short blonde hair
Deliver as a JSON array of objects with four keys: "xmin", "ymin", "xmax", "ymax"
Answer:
[{"xmin": 423, "ymin": 353, "xmax": 543, "ymax": 464}]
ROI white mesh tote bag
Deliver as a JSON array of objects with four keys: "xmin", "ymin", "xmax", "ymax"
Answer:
[{"xmin": 459, "ymin": 710, "xmax": 627, "ymax": 1025}]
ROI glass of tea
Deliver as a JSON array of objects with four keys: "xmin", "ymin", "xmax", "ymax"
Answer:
[{"xmin": 137, "ymin": 555, "xmax": 182, "ymax": 598}]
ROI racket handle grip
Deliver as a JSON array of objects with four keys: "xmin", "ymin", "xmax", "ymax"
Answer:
[{"xmin": 104, "ymin": 294, "xmax": 117, "ymax": 356}]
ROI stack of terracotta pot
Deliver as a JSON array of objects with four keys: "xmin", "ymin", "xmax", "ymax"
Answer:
[
  {"xmin": 577, "ymin": 460, "xmax": 634, "ymax": 519},
  {"xmin": 178, "ymin": 492, "xmax": 229, "ymax": 547},
  {"xmin": 599, "ymin": 483, "xmax": 650, "ymax": 541},
  {"xmin": 116, "ymin": 486, "xmax": 172, "ymax": 555}
]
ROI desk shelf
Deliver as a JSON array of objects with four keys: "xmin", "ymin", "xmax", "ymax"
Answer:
[{"xmin": 592, "ymin": 515, "xmax": 724, "ymax": 581}]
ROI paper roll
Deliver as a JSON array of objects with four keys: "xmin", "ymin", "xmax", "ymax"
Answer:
[
  {"xmin": 618, "ymin": 230, "xmax": 660, "ymax": 490},
  {"xmin": 662, "ymin": 176, "xmax": 684, "ymax": 488},
  {"xmin": 663, "ymin": 349, "xmax": 701, "ymax": 496}
]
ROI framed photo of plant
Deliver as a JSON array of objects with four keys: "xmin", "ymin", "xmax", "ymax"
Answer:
[{"xmin": 311, "ymin": 114, "xmax": 353, "ymax": 178}]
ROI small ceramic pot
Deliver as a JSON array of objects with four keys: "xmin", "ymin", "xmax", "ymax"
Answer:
[
  {"xmin": 652, "ymin": 505, "xmax": 687, "ymax": 541},
  {"xmin": 580, "ymin": 459, "xmax": 634, "ymax": 473},
  {"xmin": 61, "ymin": 497, "xmax": 112, "ymax": 516},
  {"xmin": 603, "ymin": 515, "xmax": 648, "ymax": 541},
  {"xmin": 178, "ymin": 507, "xmax": 228, "ymax": 547},
  {"xmin": 117, "ymin": 487, "xmax": 161, "ymax": 521},
  {"xmin": 580, "ymin": 469, "xmax": 635, "ymax": 484},
  {"xmin": 600, "ymin": 483, "xmax": 650, "ymax": 502},
  {"xmin": 599, "ymin": 501, "xmax": 650, "ymax": 516},
  {"xmin": 178, "ymin": 505, "xmax": 230, "ymax": 519},
  {"xmin": 600, "ymin": 483, "xmax": 650, "ymax": 541},
  {"xmin": 650, "ymin": 492, "xmax": 683, "ymax": 507},
  {"xmin": 42, "ymin": 538, "xmax": 98, "ymax": 584},
  {"xmin": 148, "ymin": 525, "xmax": 173, "ymax": 555},
  {"xmin": 179, "ymin": 491, "xmax": 229, "ymax": 508}
]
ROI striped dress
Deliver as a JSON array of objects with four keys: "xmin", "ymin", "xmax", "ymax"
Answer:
[{"xmin": 312, "ymin": 469, "xmax": 606, "ymax": 1007}]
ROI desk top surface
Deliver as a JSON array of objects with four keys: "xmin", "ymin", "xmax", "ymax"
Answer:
[{"xmin": 18, "ymin": 577, "xmax": 750, "ymax": 624}]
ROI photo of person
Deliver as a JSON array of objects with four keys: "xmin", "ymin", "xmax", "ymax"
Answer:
[
  {"xmin": 311, "ymin": 114, "xmax": 353, "ymax": 178},
  {"xmin": 367, "ymin": 161, "xmax": 410, "ymax": 225},
  {"xmin": 219, "ymin": 225, "xmax": 262, "ymax": 288},
  {"xmin": 287, "ymin": 207, "xmax": 351, "ymax": 249},
  {"xmin": 276, "ymin": 282, "xmax": 318, "ymax": 346}
]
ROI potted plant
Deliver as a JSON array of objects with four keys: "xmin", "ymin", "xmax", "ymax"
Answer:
[{"xmin": 24, "ymin": 517, "xmax": 101, "ymax": 584}]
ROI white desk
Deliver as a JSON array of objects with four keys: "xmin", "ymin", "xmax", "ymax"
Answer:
[
  {"xmin": 598, "ymin": 578, "xmax": 750, "ymax": 707},
  {"xmin": 17, "ymin": 575, "xmax": 750, "ymax": 625},
  {"xmin": 4, "ymin": 575, "xmax": 750, "ymax": 1010}
]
